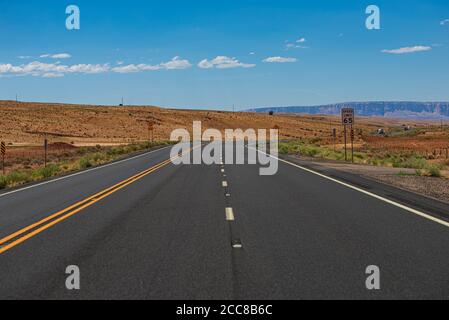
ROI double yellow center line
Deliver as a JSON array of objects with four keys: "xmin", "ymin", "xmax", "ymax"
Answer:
[{"xmin": 0, "ymin": 156, "xmax": 176, "ymax": 255}]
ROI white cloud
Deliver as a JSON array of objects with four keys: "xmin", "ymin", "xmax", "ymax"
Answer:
[
  {"xmin": 111, "ymin": 64, "xmax": 141, "ymax": 73},
  {"xmin": 111, "ymin": 64, "xmax": 161, "ymax": 73},
  {"xmin": 42, "ymin": 73, "xmax": 64, "ymax": 78},
  {"xmin": 440, "ymin": 19, "xmax": 449, "ymax": 26},
  {"xmin": 285, "ymin": 38, "xmax": 308, "ymax": 50},
  {"xmin": 18, "ymin": 56, "xmax": 32, "ymax": 59},
  {"xmin": 0, "ymin": 61, "xmax": 109, "ymax": 77},
  {"xmin": 160, "ymin": 56, "xmax": 192, "ymax": 70},
  {"xmin": 382, "ymin": 46, "xmax": 432, "ymax": 54},
  {"xmin": 40, "ymin": 53, "xmax": 72, "ymax": 59},
  {"xmin": 111, "ymin": 57, "xmax": 191, "ymax": 73},
  {"xmin": 198, "ymin": 56, "xmax": 256, "ymax": 69},
  {"xmin": 67, "ymin": 64, "xmax": 110, "ymax": 74},
  {"xmin": 0, "ymin": 55, "xmax": 192, "ymax": 77},
  {"xmin": 263, "ymin": 56, "xmax": 297, "ymax": 63},
  {"xmin": 0, "ymin": 55, "xmax": 193, "ymax": 77}
]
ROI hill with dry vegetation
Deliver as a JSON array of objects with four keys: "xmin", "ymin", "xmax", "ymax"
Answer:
[{"xmin": 0, "ymin": 100, "xmax": 425, "ymax": 146}]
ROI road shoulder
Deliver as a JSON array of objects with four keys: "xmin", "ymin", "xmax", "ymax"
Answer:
[{"xmin": 282, "ymin": 155, "xmax": 449, "ymax": 223}]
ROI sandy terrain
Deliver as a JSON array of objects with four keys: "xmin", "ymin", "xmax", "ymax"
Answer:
[
  {"xmin": 0, "ymin": 100, "xmax": 447, "ymax": 173},
  {"xmin": 0, "ymin": 100, "xmax": 434, "ymax": 146}
]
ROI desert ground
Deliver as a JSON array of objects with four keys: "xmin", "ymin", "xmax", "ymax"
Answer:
[
  {"xmin": 1, "ymin": 100, "xmax": 445, "ymax": 145},
  {"xmin": 0, "ymin": 100, "xmax": 448, "ymax": 172}
]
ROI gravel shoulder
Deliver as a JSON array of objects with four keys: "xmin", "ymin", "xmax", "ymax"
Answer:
[{"xmin": 287, "ymin": 156, "xmax": 449, "ymax": 204}]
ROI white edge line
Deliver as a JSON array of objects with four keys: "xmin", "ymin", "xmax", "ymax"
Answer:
[
  {"xmin": 250, "ymin": 147, "xmax": 449, "ymax": 229},
  {"xmin": 0, "ymin": 146, "xmax": 172, "ymax": 199}
]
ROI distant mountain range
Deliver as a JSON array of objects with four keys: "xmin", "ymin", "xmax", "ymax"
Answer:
[{"xmin": 247, "ymin": 102, "xmax": 449, "ymax": 119}]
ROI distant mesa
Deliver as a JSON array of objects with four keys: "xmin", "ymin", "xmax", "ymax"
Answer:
[{"xmin": 249, "ymin": 102, "xmax": 449, "ymax": 120}]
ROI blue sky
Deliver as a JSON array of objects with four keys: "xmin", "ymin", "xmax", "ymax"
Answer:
[{"xmin": 0, "ymin": 0, "xmax": 448, "ymax": 109}]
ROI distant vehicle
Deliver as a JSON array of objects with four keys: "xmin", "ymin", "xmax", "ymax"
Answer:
[
  {"xmin": 377, "ymin": 128, "xmax": 386, "ymax": 135},
  {"xmin": 402, "ymin": 125, "xmax": 412, "ymax": 131}
]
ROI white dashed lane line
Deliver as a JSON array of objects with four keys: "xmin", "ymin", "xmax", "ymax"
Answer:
[{"xmin": 226, "ymin": 208, "xmax": 235, "ymax": 221}]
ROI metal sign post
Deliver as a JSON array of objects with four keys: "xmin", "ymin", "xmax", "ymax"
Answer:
[
  {"xmin": 332, "ymin": 128, "xmax": 337, "ymax": 153},
  {"xmin": 351, "ymin": 127, "xmax": 355, "ymax": 163},
  {"xmin": 341, "ymin": 108, "xmax": 355, "ymax": 162},
  {"xmin": 1, "ymin": 142, "xmax": 5, "ymax": 175},
  {"xmin": 343, "ymin": 126, "xmax": 348, "ymax": 161},
  {"xmin": 44, "ymin": 139, "xmax": 48, "ymax": 167},
  {"xmin": 148, "ymin": 121, "xmax": 155, "ymax": 142}
]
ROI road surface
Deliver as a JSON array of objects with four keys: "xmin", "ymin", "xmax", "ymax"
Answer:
[{"xmin": 1, "ymin": 144, "xmax": 449, "ymax": 300}]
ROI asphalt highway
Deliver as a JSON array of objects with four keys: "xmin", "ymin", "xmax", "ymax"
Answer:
[{"xmin": 1, "ymin": 144, "xmax": 449, "ymax": 300}]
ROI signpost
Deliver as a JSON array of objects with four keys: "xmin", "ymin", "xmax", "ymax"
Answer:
[
  {"xmin": 341, "ymin": 108, "xmax": 355, "ymax": 162},
  {"xmin": 44, "ymin": 139, "xmax": 48, "ymax": 167},
  {"xmin": 351, "ymin": 127, "xmax": 355, "ymax": 163},
  {"xmin": 332, "ymin": 128, "xmax": 337, "ymax": 152},
  {"xmin": 1, "ymin": 142, "xmax": 5, "ymax": 175},
  {"xmin": 148, "ymin": 121, "xmax": 155, "ymax": 142}
]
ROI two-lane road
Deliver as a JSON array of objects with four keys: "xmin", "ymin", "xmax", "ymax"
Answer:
[{"xmin": 1, "ymin": 144, "xmax": 449, "ymax": 299}]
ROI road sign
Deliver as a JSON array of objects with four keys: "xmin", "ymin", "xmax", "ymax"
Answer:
[
  {"xmin": 341, "ymin": 108, "xmax": 355, "ymax": 126},
  {"xmin": 1, "ymin": 142, "xmax": 5, "ymax": 155}
]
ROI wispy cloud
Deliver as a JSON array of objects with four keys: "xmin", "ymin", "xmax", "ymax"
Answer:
[
  {"xmin": 40, "ymin": 53, "xmax": 72, "ymax": 59},
  {"xmin": 42, "ymin": 73, "xmax": 65, "ymax": 78},
  {"xmin": 111, "ymin": 64, "xmax": 160, "ymax": 73},
  {"xmin": 263, "ymin": 56, "xmax": 297, "ymax": 63},
  {"xmin": 285, "ymin": 37, "xmax": 308, "ymax": 50},
  {"xmin": 382, "ymin": 46, "xmax": 432, "ymax": 54},
  {"xmin": 198, "ymin": 56, "xmax": 256, "ymax": 69},
  {"xmin": 0, "ymin": 56, "xmax": 193, "ymax": 77},
  {"xmin": 440, "ymin": 19, "xmax": 449, "ymax": 26},
  {"xmin": 111, "ymin": 57, "xmax": 192, "ymax": 73},
  {"xmin": 0, "ymin": 61, "xmax": 109, "ymax": 77}
]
